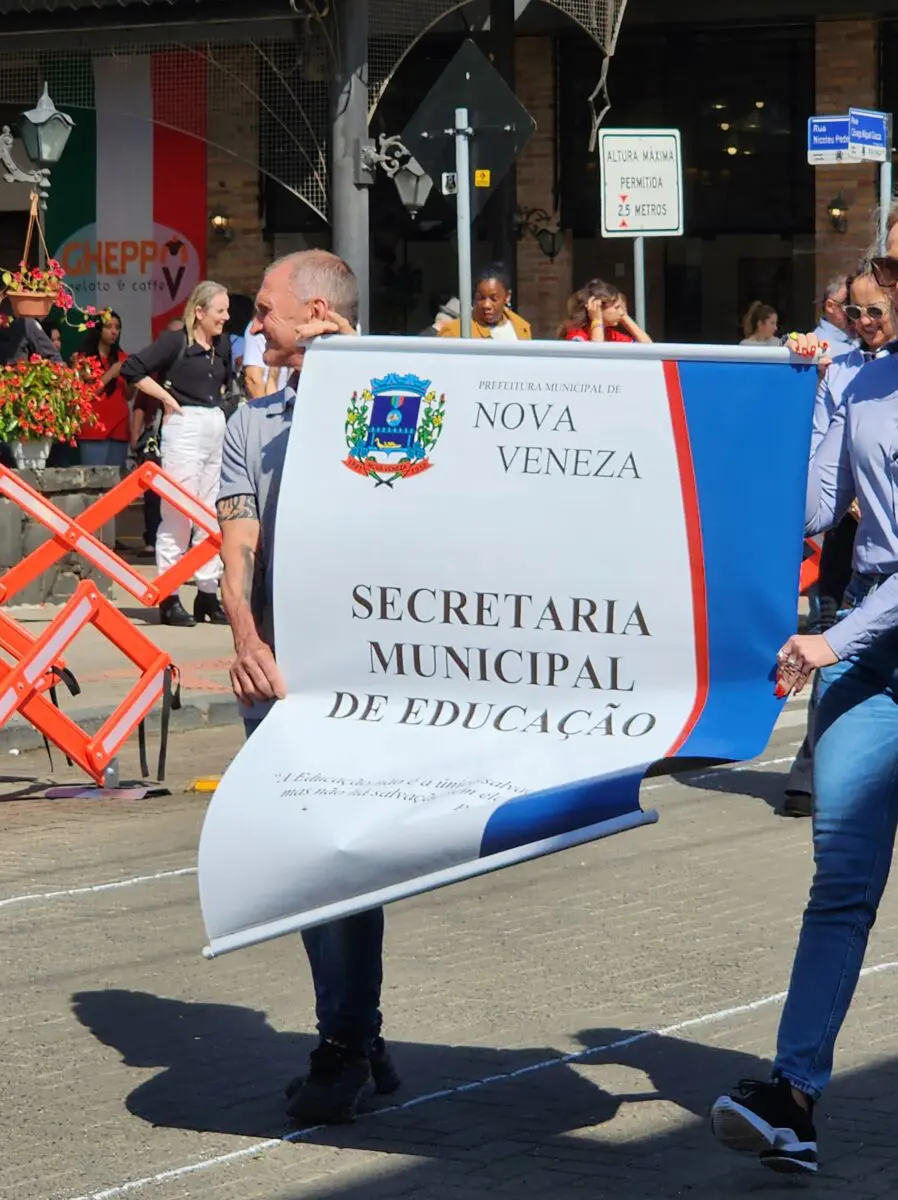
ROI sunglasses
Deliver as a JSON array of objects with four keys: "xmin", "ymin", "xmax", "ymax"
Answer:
[
  {"xmin": 871, "ymin": 256, "xmax": 898, "ymax": 288},
  {"xmin": 844, "ymin": 303, "xmax": 887, "ymax": 321}
]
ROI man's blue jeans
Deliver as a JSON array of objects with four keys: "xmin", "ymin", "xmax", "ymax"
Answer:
[
  {"xmin": 773, "ymin": 639, "xmax": 898, "ymax": 1098},
  {"xmin": 245, "ymin": 718, "xmax": 385, "ymax": 1051}
]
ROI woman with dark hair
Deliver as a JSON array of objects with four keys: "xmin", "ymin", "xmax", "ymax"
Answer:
[
  {"xmin": 41, "ymin": 318, "xmax": 62, "ymax": 355},
  {"xmin": 71, "ymin": 310, "xmax": 130, "ymax": 468},
  {"xmin": 439, "ymin": 264, "xmax": 531, "ymax": 340},
  {"xmin": 740, "ymin": 301, "xmax": 780, "ymax": 345},
  {"xmin": 558, "ymin": 279, "xmax": 651, "ymax": 343}
]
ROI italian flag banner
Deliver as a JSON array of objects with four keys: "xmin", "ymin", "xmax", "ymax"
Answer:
[{"xmin": 46, "ymin": 54, "xmax": 207, "ymax": 352}]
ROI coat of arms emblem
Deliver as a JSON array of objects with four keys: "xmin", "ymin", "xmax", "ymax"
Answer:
[{"xmin": 343, "ymin": 373, "xmax": 446, "ymax": 487}]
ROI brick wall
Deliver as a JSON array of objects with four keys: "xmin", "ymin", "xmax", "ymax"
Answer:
[
  {"xmin": 814, "ymin": 19, "xmax": 880, "ymax": 297},
  {"xmin": 515, "ymin": 37, "xmax": 572, "ymax": 338},
  {"xmin": 205, "ymin": 48, "xmax": 272, "ymax": 300}
]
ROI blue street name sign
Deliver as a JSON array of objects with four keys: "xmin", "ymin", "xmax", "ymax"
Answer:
[
  {"xmin": 848, "ymin": 107, "xmax": 891, "ymax": 163},
  {"xmin": 807, "ymin": 115, "xmax": 850, "ymax": 165}
]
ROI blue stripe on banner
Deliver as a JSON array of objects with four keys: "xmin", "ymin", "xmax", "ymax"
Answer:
[
  {"xmin": 675, "ymin": 360, "xmax": 815, "ymax": 760},
  {"xmin": 479, "ymin": 358, "xmax": 815, "ymax": 858},
  {"xmin": 480, "ymin": 769, "xmax": 647, "ymax": 858}
]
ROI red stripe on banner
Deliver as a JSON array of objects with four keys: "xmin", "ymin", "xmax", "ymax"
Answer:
[
  {"xmin": 151, "ymin": 52, "xmax": 207, "ymax": 337},
  {"xmin": 663, "ymin": 360, "xmax": 710, "ymax": 755}
]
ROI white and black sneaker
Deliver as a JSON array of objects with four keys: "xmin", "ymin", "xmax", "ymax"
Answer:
[{"xmin": 711, "ymin": 1078, "xmax": 818, "ymax": 1174}]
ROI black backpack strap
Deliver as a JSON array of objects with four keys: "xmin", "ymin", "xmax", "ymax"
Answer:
[{"xmin": 162, "ymin": 331, "xmax": 188, "ymax": 394}]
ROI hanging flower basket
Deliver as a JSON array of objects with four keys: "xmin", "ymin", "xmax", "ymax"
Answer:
[
  {"xmin": 0, "ymin": 193, "xmax": 99, "ymax": 332},
  {"xmin": 5, "ymin": 290, "xmax": 56, "ymax": 320}
]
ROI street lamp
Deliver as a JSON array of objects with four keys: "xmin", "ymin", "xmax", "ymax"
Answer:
[
  {"xmin": 0, "ymin": 84, "xmax": 74, "ymax": 268},
  {"xmin": 357, "ymin": 134, "xmax": 434, "ymax": 219},
  {"xmin": 514, "ymin": 207, "xmax": 566, "ymax": 261},
  {"xmin": 19, "ymin": 84, "xmax": 74, "ymax": 168},
  {"xmin": 828, "ymin": 193, "xmax": 849, "ymax": 234}
]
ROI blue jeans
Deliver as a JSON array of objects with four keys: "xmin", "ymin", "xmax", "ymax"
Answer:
[
  {"xmin": 774, "ymin": 602, "xmax": 898, "ymax": 1098},
  {"xmin": 244, "ymin": 718, "xmax": 385, "ymax": 1051},
  {"xmin": 80, "ymin": 439, "xmax": 128, "ymax": 468}
]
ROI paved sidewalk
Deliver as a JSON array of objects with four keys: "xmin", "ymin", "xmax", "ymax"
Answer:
[
  {"xmin": 0, "ymin": 567, "xmax": 238, "ymax": 752},
  {"xmin": 1, "ymin": 722, "xmax": 895, "ymax": 1200}
]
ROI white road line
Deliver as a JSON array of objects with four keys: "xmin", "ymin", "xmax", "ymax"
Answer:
[
  {"xmin": 2, "ymin": 745, "xmax": 803, "ymax": 915},
  {"xmin": 0, "ymin": 868, "xmax": 197, "ymax": 911},
  {"xmin": 64, "ymin": 956, "xmax": 898, "ymax": 1200}
]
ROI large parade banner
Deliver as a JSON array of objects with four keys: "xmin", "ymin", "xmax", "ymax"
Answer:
[{"xmin": 198, "ymin": 339, "xmax": 815, "ymax": 957}]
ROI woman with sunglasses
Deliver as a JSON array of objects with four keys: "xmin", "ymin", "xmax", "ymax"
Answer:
[
  {"xmin": 710, "ymin": 258, "xmax": 898, "ymax": 1175},
  {"xmin": 783, "ymin": 267, "xmax": 894, "ymax": 813}
]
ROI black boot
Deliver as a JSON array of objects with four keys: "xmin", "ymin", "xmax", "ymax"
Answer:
[
  {"xmin": 194, "ymin": 591, "xmax": 228, "ymax": 625},
  {"xmin": 159, "ymin": 595, "xmax": 195, "ymax": 627},
  {"xmin": 285, "ymin": 1040, "xmax": 373, "ymax": 1125}
]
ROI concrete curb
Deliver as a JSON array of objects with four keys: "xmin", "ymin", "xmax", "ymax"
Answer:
[{"xmin": 0, "ymin": 691, "xmax": 242, "ymax": 755}]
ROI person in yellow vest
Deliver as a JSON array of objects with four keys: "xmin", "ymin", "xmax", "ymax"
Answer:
[{"xmin": 439, "ymin": 264, "xmax": 532, "ymax": 340}]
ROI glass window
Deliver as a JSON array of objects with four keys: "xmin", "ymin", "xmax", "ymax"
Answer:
[{"xmin": 559, "ymin": 23, "xmax": 814, "ymax": 238}]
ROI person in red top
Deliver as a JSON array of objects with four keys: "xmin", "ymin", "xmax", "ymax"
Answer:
[
  {"xmin": 72, "ymin": 310, "xmax": 130, "ymax": 467},
  {"xmin": 558, "ymin": 279, "xmax": 652, "ymax": 345}
]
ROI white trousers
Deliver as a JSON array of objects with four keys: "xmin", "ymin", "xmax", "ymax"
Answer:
[{"xmin": 156, "ymin": 406, "xmax": 225, "ymax": 593}]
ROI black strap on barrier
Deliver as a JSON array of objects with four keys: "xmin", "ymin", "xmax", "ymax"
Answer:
[
  {"xmin": 46, "ymin": 680, "xmax": 76, "ymax": 772},
  {"xmin": 155, "ymin": 664, "xmax": 181, "ymax": 782},
  {"xmin": 136, "ymin": 665, "xmax": 181, "ymax": 782},
  {"xmin": 137, "ymin": 717, "xmax": 149, "ymax": 780}
]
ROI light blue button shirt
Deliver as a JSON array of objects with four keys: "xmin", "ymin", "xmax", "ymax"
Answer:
[
  {"xmin": 812, "ymin": 318, "xmax": 857, "ymax": 357},
  {"xmin": 807, "ymin": 348, "xmax": 898, "ymax": 658},
  {"xmin": 811, "ymin": 345, "xmax": 881, "ymax": 456}
]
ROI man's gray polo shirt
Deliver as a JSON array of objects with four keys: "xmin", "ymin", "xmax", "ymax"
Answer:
[{"xmin": 218, "ymin": 384, "xmax": 295, "ymax": 718}]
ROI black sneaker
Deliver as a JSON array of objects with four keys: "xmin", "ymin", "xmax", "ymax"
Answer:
[
  {"xmin": 368, "ymin": 1036, "xmax": 402, "ymax": 1095},
  {"xmin": 782, "ymin": 789, "xmax": 812, "ymax": 818},
  {"xmin": 711, "ymin": 1078, "xmax": 817, "ymax": 1174},
  {"xmin": 285, "ymin": 1037, "xmax": 400, "ymax": 1108},
  {"xmin": 285, "ymin": 1039, "xmax": 373, "ymax": 1124}
]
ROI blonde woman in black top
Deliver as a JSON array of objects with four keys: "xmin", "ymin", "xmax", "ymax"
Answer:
[{"xmin": 121, "ymin": 281, "xmax": 231, "ymax": 626}]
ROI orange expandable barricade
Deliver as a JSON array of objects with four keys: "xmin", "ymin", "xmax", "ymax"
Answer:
[
  {"xmin": 0, "ymin": 581, "xmax": 170, "ymax": 780},
  {"xmin": 0, "ymin": 462, "xmax": 221, "ymax": 606},
  {"xmin": 0, "ymin": 463, "xmax": 223, "ymax": 784}
]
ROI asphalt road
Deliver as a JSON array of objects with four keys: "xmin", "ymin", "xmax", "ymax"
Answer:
[{"xmin": 4, "ymin": 715, "xmax": 898, "ymax": 1200}]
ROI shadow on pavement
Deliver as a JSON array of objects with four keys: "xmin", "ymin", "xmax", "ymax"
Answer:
[
  {"xmin": 676, "ymin": 766, "xmax": 790, "ymax": 814},
  {"xmin": 72, "ymin": 989, "xmax": 898, "ymax": 1197},
  {"xmin": 72, "ymin": 990, "xmax": 761, "ymax": 1154}
]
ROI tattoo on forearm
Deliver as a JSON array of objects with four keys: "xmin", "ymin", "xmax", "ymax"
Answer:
[
  {"xmin": 240, "ymin": 545, "xmax": 256, "ymax": 605},
  {"xmin": 217, "ymin": 494, "xmax": 259, "ymax": 522}
]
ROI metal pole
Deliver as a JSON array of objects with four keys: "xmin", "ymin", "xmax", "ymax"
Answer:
[
  {"xmin": 633, "ymin": 236, "xmax": 646, "ymax": 329},
  {"xmin": 490, "ymin": 0, "xmax": 517, "ymax": 291},
  {"xmin": 456, "ymin": 106, "xmax": 473, "ymax": 338},
  {"xmin": 331, "ymin": 0, "xmax": 370, "ymax": 331},
  {"xmin": 879, "ymin": 113, "xmax": 893, "ymax": 254}
]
